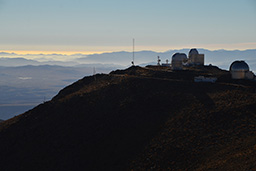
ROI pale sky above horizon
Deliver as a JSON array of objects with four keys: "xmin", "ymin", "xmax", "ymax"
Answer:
[{"xmin": 0, "ymin": 0, "xmax": 255, "ymax": 55}]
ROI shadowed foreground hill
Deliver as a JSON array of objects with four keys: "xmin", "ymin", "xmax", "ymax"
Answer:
[{"xmin": 0, "ymin": 66, "xmax": 255, "ymax": 170}]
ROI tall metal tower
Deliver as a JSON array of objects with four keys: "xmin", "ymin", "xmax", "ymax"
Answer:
[{"xmin": 132, "ymin": 38, "xmax": 135, "ymax": 66}]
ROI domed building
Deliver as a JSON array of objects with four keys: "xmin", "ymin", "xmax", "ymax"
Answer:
[
  {"xmin": 189, "ymin": 48, "xmax": 199, "ymax": 56},
  {"xmin": 229, "ymin": 60, "xmax": 254, "ymax": 79},
  {"xmin": 188, "ymin": 48, "xmax": 204, "ymax": 66},
  {"xmin": 171, "ymin": 53, "xmax": 187, "ymax": 70}
]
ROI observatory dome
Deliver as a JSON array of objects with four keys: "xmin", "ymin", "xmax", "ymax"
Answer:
[
  {"xmin": 229, "ymin": 61, "xmax": 249, "ymax": 72},
  {"xmin": 189, "ymin": 48, "xmax": 199, "ymax": 56},
  {"xmin": 172, "ymin": 53, "xmax": 187, "ymax": 61},
  {"xmin": 229, "ymin": 60, "xmax": 251, "ymax": 79}
]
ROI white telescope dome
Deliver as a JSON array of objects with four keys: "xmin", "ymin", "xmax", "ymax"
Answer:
[{"xmin": 229, "ymin": 60, "xmax": 249, "ymax": 72}]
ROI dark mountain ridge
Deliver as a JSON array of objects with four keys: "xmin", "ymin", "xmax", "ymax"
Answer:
[{"xmin": 0, "ymin": 66, "xmax": 255, "ymax": 170}]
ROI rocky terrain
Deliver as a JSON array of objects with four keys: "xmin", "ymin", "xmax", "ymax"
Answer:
[{"xmin": 0, "ymin": 65, "xmax": 255, "ymax": 170}]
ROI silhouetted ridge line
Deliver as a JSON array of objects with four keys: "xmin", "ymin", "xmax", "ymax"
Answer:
[{"xmin": 0, "ymin": 65, "xmax": 255, "ymax": 170}]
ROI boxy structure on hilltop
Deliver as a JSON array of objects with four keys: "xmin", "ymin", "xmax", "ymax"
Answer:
[
  {"xmin": 171, "ymin": 53, "xmax": 188, "ymax": 70},
  {"xmin": 188, "ymin": 48, "xmax": 204, "ymax": 66},
  {"xmin": 171, "ymin": 48, "xmax": 205, "ymax": 70}
]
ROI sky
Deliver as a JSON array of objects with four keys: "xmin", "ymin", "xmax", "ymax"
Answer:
[{"xmin": 0, "ymin": 0, "xmax": 255, "ymax": 55}]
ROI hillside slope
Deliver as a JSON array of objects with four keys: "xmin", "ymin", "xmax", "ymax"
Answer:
[{"xmin": 0, "ymin": 66, "xmax": 255, "ymax": 170}]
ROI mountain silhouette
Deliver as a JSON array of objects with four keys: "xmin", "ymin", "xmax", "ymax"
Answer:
[{"xmin": 0, "ymin": 65, "xmax": 255, "ymax": 170}]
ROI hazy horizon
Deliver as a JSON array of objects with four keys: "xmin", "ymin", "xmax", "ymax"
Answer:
[{"xmin": 1, "ymin": 48, "xmax": 256, "ymax": 61}]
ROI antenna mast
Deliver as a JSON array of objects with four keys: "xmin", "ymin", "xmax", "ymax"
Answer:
[{"xmin": 132, "ymin": 38, "xmax": 135, "ymax": 66}]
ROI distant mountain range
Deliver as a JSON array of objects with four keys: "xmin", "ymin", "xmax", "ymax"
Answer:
[
  {"xmin": 0, "ymin": 57, "xmax": 79, "ymax": 67},
  {"xmin": 1, "ymin": 49, "xmax": 255, "ymax": 71}
]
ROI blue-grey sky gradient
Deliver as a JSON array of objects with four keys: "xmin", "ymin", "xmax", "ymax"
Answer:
[{"xmin": 0, "ymin": 0, "xmax": 255, "ymax": 54}]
